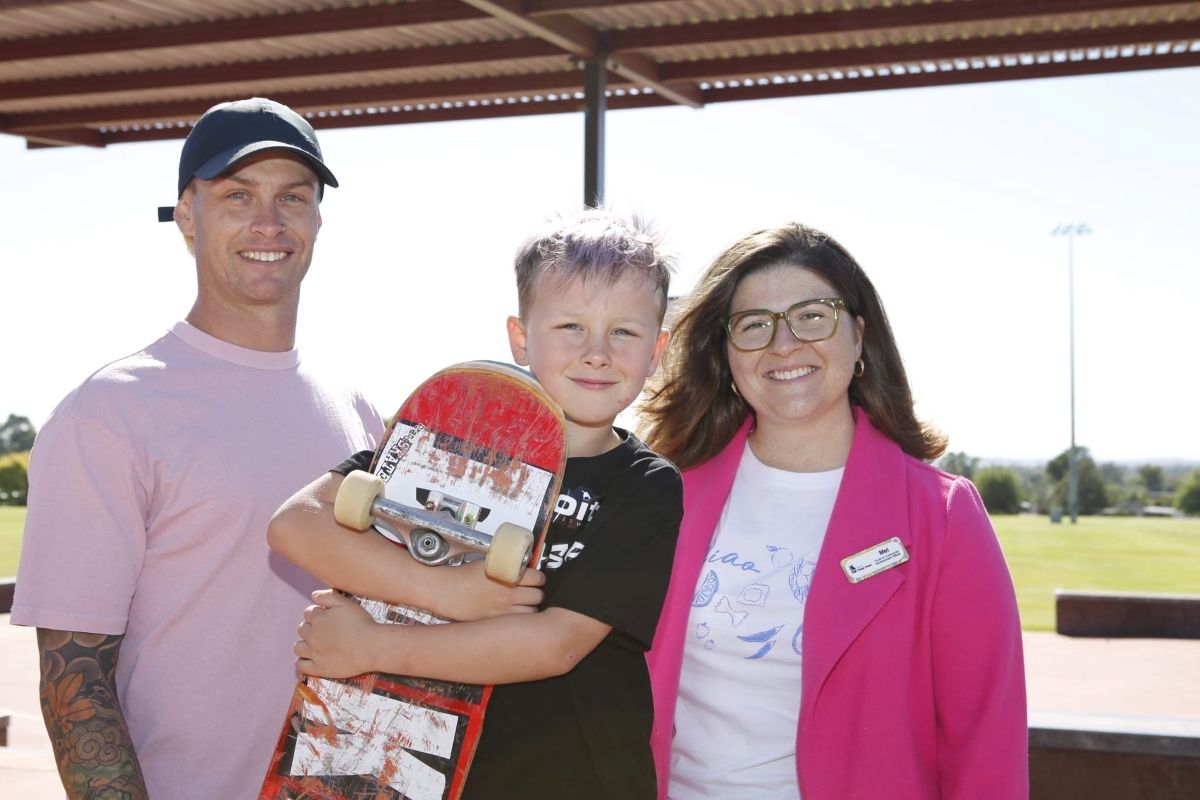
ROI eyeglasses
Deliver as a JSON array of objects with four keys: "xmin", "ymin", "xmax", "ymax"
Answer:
[{"xmin": 722, "ymin": 298, "xmax": 846, "ymax": 352}]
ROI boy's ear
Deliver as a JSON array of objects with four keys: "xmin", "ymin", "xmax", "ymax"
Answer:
[
  {"xmin": 647, "ymin": 327, "xmax": 671, "ymax": 377},
  {"xmin": 506, "ymin": 316, "xmax": 530, "ymax": 366}
]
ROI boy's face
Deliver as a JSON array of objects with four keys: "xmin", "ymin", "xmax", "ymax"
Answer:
[{"xmin": 508, "ymin": 270, "xmax": 669, "ymax": 445}]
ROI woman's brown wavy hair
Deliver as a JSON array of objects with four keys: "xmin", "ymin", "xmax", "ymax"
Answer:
[{"xmin": 640, "ymin": 223, "xmax": 947, "ymax": 471}]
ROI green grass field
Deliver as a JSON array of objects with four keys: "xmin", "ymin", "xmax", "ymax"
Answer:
[
  {"xmin": 991, "ymin": 514, "xmax": 1200, "ymax": 630},
  {"xmin": 0, "ymin": 506, "xmax": 24, "ymax": 579},
  {"xmin": 1, "ymin": 508, "xmax": 1197, "ymax": 628}
]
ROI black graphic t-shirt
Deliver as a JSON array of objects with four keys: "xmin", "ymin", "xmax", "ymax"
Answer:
[
  {"xmin": 464, "ymin": 429, "xmax": 682, "ymax": 800},
  {"xmin": 333, "ymin": 429, "xmax": 683, "ymax": 799}
]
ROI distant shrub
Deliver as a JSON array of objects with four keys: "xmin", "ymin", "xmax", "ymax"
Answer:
[
  {"xmin": 976, "ymin": 467, "xmax": 1021, "ymax": 515},
  {"xmin": 1178, "ymin": 470, "xmax": 1200, "ymax": 516},
  {"xmin": 0, "ymin": 461, "xmax": 27, "ymax": 506}
]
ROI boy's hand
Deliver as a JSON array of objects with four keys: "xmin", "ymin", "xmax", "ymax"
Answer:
[
  {"xmin": 294, "ymin": 589, "xmax": 379, "ymax": 679},
  {"xmin": 435, "ymin": 562, "xmax": 546, "ymax": 621}
]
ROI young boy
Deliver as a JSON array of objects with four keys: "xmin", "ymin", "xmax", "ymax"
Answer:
[{"xmin": 269, "ymin": 209, "xmax": 684, "ymax": 799}]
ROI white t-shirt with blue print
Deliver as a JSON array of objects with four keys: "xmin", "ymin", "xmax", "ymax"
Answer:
[{"xmin": 669, "ymin": 442, "xmax": 842, "ymax": 799}]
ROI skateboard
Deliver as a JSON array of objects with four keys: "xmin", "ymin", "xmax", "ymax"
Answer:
[{"xmin": 260, "ymin": 361, "xmax": 567, "ymax": 800}]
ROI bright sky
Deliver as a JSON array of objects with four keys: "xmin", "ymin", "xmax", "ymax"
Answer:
[{"xmin": 3, "ymin": 68, "xmax": 1198, "ymax": 464}]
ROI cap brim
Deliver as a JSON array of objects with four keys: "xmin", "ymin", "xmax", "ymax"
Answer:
[{"xmin": 193, "ymin": 141, "xmax": 339, "ymax": 189}]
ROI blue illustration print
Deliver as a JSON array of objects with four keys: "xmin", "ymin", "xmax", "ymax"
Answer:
[
  {"xmin": 692, "ymin": 538, "xmax": 820, "ymax": 662},
  {"xmin": 738, "ymin": 624, "xmax": 784, "ymax": 660},
  {"xmin": 788, "ymin": 557, "xmax": 817, "ymax": 603},
  {"xmin": 693, "ymin": 570, "xmax": 719, "ymax": 608}
]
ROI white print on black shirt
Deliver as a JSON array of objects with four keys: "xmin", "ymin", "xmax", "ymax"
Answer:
[
  {"xmin": 538, "ymin": 485, "xmax": 600, "ymax": 571},
  {"xmin": 540, "ymin": 540, "xmax": 586, "ymax": 571},
  {"xmin": 553, "ymin": 487, "xmax": 600, "ymax": 530}
]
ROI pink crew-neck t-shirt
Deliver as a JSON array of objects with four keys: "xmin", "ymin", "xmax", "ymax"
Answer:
[{"xmin": 13, "ymin": 321, "xmax": 383, "ymax": 800}]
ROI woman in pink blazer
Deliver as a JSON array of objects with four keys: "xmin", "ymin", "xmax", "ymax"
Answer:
[{"xmin": 641, "ymin": 223, "xmax": 1026, "ymax": 798}]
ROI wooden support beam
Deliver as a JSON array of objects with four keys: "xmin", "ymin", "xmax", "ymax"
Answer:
[
  {"xmin": 655, "ymin": 19, "xmax": 1200, "ymax": 82},
  {"xmin": 1, "ymin": 71, "xmax": 619, "ymax": 132},
  {"xmin": 0, "ymin": 1, "xmax": 488, "ymax": 63},
  {"xmin": 0, "ymin": 40, "xmax": 565, "ymax": 103},
  {"xmin": 460, "ymin": 0, "xmax": 702, "ymax": 107},
  {"xmin": 606, "ymin": 51, "xmax": 703, "ymax": 108},
  {"xmin": 20, "ymin": 127, "xmax": 105, "ymax": 147},
  {"xmin": 693, "ymin": 48, "xmax": 1200, "ymax": 104},
  {"xmin": 0, "ymin": 0, "xmax": 77, "ymax": 9},
  {"xmin": 607, "ymin": 0, "xmax": 1193, "ymax": 52}
]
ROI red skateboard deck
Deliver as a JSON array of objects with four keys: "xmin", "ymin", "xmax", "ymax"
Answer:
[{"xmin": 260, "ymin": 361, "xmax": 566, "ymax": 800}]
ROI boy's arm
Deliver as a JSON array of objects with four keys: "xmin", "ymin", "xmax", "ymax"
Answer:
[
  {"xmin": 268, "ymin": 471, "xmax": 544, "ymax": 621},
  {"xmin": 295, "ymin": 589, "xmax": 611, "ymax": 684}
]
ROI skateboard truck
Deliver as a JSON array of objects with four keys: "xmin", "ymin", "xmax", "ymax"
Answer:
[{"xmin": 334, "ymin": 470, "xmax": 534, "ymax": 584}]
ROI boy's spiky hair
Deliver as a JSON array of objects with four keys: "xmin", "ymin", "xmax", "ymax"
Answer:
[{"xmin": 514, "ymin": 209, "xmax": 675, "ymax": 320}]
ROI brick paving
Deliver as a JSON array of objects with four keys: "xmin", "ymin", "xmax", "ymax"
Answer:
[{"xmin": 3, "ymin": 619, "xmax": 1199, "ymax": 798}]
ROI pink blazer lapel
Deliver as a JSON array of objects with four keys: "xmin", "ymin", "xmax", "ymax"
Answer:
[
  {"xmin": 800, "ymin": 408, "xmax": 913, "ymax": 722},
  {"xmin": 680, "ymin": 422, "xmax": 750, "ymax": 549},
  {"xmin": 662, "ymin": 418, "xmax": 751, "ymax": 641},
  {"xmin": 649, "ymin": 418, "xmax": 751, "ymax": 797}
]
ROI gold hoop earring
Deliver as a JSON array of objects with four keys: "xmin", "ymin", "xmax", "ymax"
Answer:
[
  {"xmin": 731, "ymin": 380, "xmax": 741, "ymax": 397},
  {"xmin": 854, "ymin": 358, "xmax": 865, "ymax": 378}
]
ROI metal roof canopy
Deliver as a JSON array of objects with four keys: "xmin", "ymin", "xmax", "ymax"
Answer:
[{"xmin": 2, "ymin": 0, "xmax": 1199, "ymax": 206}]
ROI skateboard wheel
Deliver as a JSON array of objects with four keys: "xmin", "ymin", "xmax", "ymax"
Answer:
[
  {"xmin": 484, "ymin": 523, "xmax": 534, "ymax": 584},
  {"xmin": 410, "ymin": 528, "xmax": 450, "ymax": 563},
  {"xmin": 333, "ymin": 471, "xmax": 385, "ymax": 531}
]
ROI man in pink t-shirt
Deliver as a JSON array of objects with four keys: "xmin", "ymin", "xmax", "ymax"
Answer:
[{"xmin": 11, "ymin": 98, "xmax": 385, "ymax": 799}]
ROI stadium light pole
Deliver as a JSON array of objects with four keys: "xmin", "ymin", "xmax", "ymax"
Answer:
[{"xmin": 1051, "ymin": 223, "xmax": 1091, "ymax": 524}]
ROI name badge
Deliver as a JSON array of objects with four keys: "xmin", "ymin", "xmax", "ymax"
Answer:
[{"xmin": 841, "ymin": 537, "xmax": 909, "ymax": 584}]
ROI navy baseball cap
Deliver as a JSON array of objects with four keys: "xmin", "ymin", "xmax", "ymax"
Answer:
[{"xmin": 157, "ymin": 97, "xmax": 338, "ymax": 222}]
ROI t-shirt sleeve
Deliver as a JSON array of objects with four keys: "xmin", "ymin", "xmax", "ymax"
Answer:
[
  {"xmin": 11, "ymin": 415, "xmax": 148, "ymax": 634},
  {"xmin": 546, "ymin": 458, "xmax": 683, "ymax": 650},
  {"xmin": 332, "ymin": 449, "xmax": 373, "ymax": 476}
]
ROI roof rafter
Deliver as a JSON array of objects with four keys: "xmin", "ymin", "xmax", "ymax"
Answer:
[
  {"xmin": 2, "ymin": 71, "xmax": 620, "ymax": 132},
  {"xmin": 606, "ymin": 0, "xmax": 1194, "ymax": 52},
  {"xmin": 0, "ymin": 0, "xmax": 71, "ymax": 9},
  {"xmin": 458, "ymin": 0, "xmax": 703, "ymax": 107},
  {"xmin": 0, "ymin": 1, "xmax": 489, "ymax": 63},
  {"xmin": 0, "ymin": 39, "xmax": 566, "ymax": 103},
  {"xmin": 658, "ymin": 18, "xmax": 1200, "ymax": 82},
  {"xmin": 696, "ymin": 47, "xmax": 1200, "ymax": 103}
]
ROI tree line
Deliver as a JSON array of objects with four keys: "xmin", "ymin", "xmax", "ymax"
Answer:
[
  {"xmin": 938, "ymin": 447, "xmax": 1200, "ymax": 517},
  {"xmin": 0, "ymin": 414, "xmax": 36, "ymax": 505},
  {"xmin": 3, "ymin": 411, "xmax": 1200, "ymax": 515}
]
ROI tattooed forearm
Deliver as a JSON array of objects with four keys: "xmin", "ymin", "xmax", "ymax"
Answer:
[{"xmin": 37, "ymin": 628, "xmax": 150, "ymax": 800}]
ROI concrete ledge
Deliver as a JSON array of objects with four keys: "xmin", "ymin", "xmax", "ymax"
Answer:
[
  {"xmin": 1056, "ymin": 590, "xmax": 1200, "ymax": 638},
  {"xmin": 1030, "ymin": 713, "xmax": 1200, "ymax": 757},
  {"xmin": 1030, "ymin": 713, "xmax": 1200, "ymax": 800},
  {"xmin": 0, "ymin": 579, "xmax": 12, "ymax": 615}
]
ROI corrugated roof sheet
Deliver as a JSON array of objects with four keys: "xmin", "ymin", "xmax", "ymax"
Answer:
[{"xmin": 1, "ymin": 0, "xmax": 1197, "ymax": 147}]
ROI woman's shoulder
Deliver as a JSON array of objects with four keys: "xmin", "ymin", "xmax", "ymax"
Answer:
[{"xmin": 899, "ymin": 450, "xmax": 985, "ymax": 514}]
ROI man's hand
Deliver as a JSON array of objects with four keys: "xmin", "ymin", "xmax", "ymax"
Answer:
[{"xmin": 294, "ymin": 590, "xmax": 381, "ymax": 679}]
